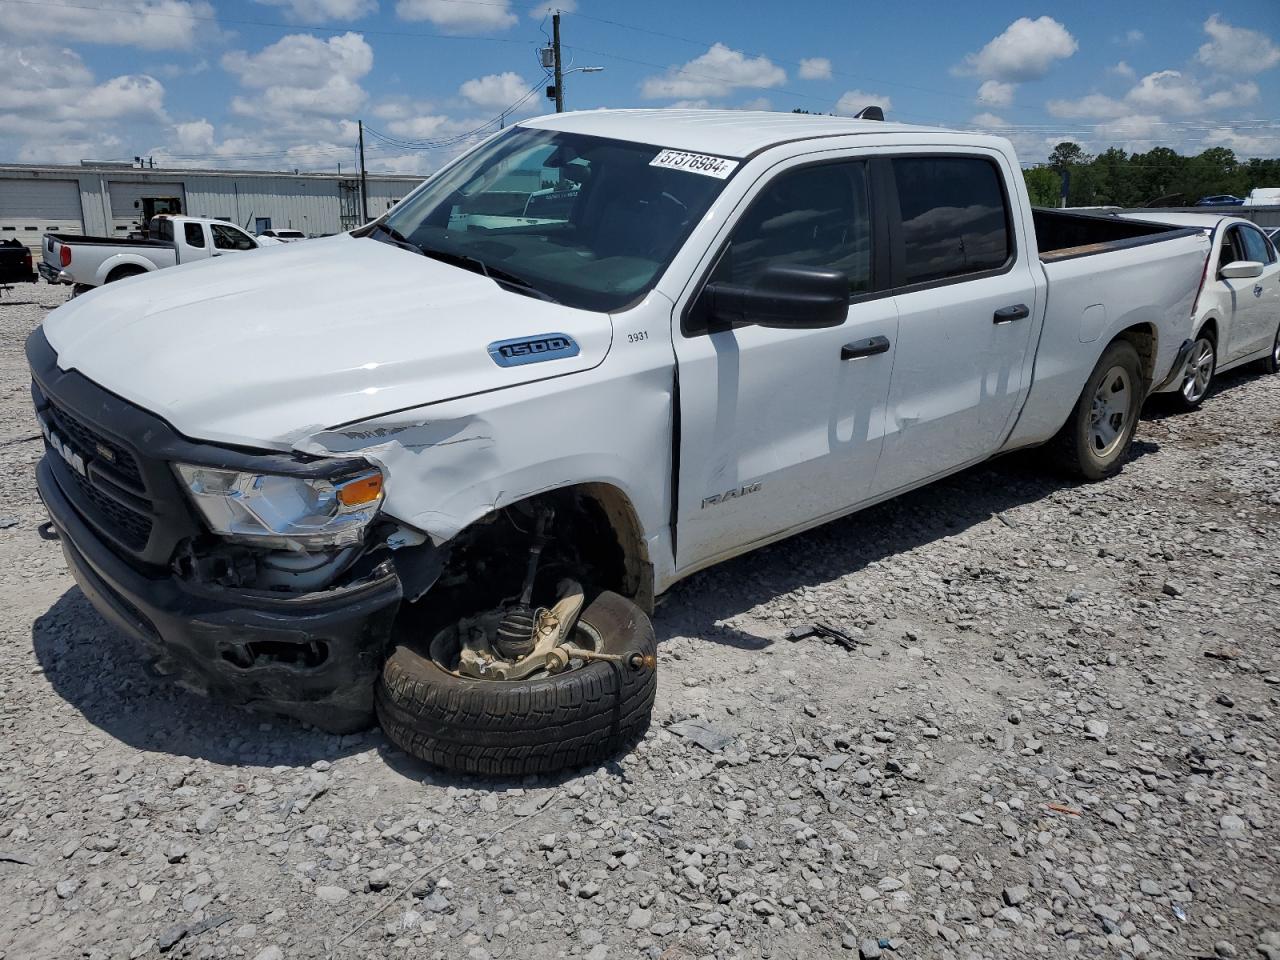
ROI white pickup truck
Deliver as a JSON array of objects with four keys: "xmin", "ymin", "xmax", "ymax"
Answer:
[
  {"xmin": 29, "ymin": 110, "xmax": 1215, "ymax": 776},
  {"xmin": 39, "ymin": 215, "xmax": 269, "ymax": 289}
]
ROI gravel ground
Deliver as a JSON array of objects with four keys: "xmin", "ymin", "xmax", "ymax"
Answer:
[{"xmin": 1, "ymin": 279, "xmax": 1277, "ymax": 960}]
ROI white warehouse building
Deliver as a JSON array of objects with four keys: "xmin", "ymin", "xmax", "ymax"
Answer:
[{"xmin": 0, "ymin": 162, "xmax": 423, "ymax": 254}]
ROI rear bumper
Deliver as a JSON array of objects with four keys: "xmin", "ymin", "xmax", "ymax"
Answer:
[
  {"xmin": 37, "ymin": 262, "xmax": 71, "ymax": 284},
  {"xmin": 38, "ymin": 456, "xmax": 402, "ymax": 732}
]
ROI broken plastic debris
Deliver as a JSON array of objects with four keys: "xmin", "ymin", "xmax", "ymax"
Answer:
[{"xmin": 668, "ymin": 718, "xmax": 735, "ymax": 754}]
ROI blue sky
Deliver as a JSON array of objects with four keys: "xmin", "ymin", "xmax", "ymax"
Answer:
[{"xmin": 1, "ymin": 0, "xmax": 1277, "ymax": 173}]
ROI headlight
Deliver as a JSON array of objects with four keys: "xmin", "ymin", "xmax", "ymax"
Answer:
[{"xmin": 173, "ymin": 463, "xmax": 384, "ymax": 550}]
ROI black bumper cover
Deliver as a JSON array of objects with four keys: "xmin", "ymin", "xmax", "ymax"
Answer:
[{"xmin": 38, "ymin": 457, "xmax": 402, "ymax": 733}]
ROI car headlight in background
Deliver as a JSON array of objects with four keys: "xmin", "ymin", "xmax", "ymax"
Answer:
[{"xmin": 173, "ymin": 463, "xmax": 384, "ymax": 550}]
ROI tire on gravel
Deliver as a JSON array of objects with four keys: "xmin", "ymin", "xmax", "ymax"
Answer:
[
  {"xmin": 376, "ymin": 591, "xmax": 657, "ymax": 776},
  {"xmin": 1052, "ymin": 338, "xmax": 1144, "ymax": 481}
]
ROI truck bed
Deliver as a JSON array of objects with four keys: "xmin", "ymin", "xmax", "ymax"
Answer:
[
  {"xmin": 45, "ymin": 233, "xmax": 168, "ymax": 248},
  {"xmin": 1033, "ymin": 208, "xmax": 1200, "ymax": 262}
]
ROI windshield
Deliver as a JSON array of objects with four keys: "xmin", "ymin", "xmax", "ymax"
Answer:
[{"xmin": 380, "ymin": 127, "xmax": 733, "ymax": 311}]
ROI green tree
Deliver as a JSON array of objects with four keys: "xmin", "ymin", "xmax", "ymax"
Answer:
[
  {"xmin": 1023, "ymin": 166, "xmax": 1061, "ymax": 206},
  {"xmin": 1048, "ymin": 142, "xmax": 1091, "ymax": 171}
]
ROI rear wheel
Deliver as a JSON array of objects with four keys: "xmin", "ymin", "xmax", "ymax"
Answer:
[
  {"xmin": 1176, "ymin": 333, "xmax": 1216, "ymax": 409},
  {"xmin": 1052, "ymin": 339, "xmax": 1144, "ymax": 481}
]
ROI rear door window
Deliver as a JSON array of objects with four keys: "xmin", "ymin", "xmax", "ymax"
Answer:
[
  {"xmin": 184, "ymin": 223, "xmax": 205, "ymax": 247},
  {"xmin": 891, "ymin": 156, "xmax": 1012, "ymax": 286}
]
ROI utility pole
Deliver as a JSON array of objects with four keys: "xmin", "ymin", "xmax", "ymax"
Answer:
[
  {"xmin": 358, "ymin": 120, "xmax": 369, "ymax": 223},
  {"xmin": 552, "ymin": 11, "xmax": 563, "ymax": 113}
]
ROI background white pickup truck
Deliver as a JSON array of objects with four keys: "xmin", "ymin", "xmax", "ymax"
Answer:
[
  {"xmin": 39, "ymin": 215, "xmax": 269, "ymax": 289},
  {"xmin": 30, "ymin": 110, "xmax": 1223, "ymax": 776}
]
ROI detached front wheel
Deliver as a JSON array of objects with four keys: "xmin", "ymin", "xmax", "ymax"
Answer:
[
  {"xmin": 1053, "ymin": 339, "xmax": 1144, "ymax": 481},
  {"xmin": 376, "ymin": 591, "xmax": 657, "ymax": 776}
]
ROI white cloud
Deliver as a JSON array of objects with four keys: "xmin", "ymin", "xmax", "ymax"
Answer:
[
  {"xmin": 0, "ymin": 0, "xmax": 215, "ymax": 50},
  {"xmin": 1125, "ymin": 69, "xmax": 1256, "ymax": 116},
  {"xmin": 1196, "ymin": 15, "xmax": 1280, "ymax": 75},
  {"xmin": 254, "ymin": 0, "xmax": 378, "ymax": 21},
  {"xmin": 224, "ymin": 32, "xmax": 373, "ymax": 89},
  {"xmin": 1047, "ymin": 93, "xmax": 1127, "ymax": 120},
  {"xmin": 173, "ymin": 119, "xmax": 215, "ymax": 153},
  {"xmin": 1108, "ymin": 61, "xmax": 1135, "ymax": 79},
  {"xmin": 835, "ymin": 90, "xmax": 892, "ymax": 116},
  {"xmin": 396, "ymin": 0, "xmax": 515, "ymax": 30},
  {"xmin": 977, "ymin": 80, "xmax": 1015, "ymax": 107},
  {"xmin": 737, "ymin": 97, "xmax": 773, "ymax": 111},
  {"xmin": 0, "ymin": 43, "xmax": 168, "ymax": 163},
  {"xmin": 222, "ymin": 32, "xmax": 372, "ymax": 122},
  {"xmin": 1094, "ymin": 114, "xmax": 1164, "ymax": 143},
  {"xmin": 1049, "ymin": 72, "xmax": 1259, "ymax": 124},
  {"xmin": 641, "ymin": 43, "xmax": 786, "ymax": 99},
  {"xmin": 529, "ymin": 0, "xmax": 575, "ymax": 16},
  {"xmin": 459, "ymin": 71, "xmax": 528, "ymax": 109},
  {"xmin": 1119, "ymin": 29, "xmax": 1144, "ymax": 45},
  {"xmin": 959, "ymin": 16, "xmax": 1077, "ymax": 81},
  {"xmin": 669, "ymin": 99, "xmax": 713, "ymax": 110},
  {"xmin": 1204, "ymin": 126, "xmax": 1280, "ymax": 159},
  {"xmin": 798, "ymin": 57, "xmax": 832, "ymax": 80},
  {"xmin": 970, "ymin": 112, "xmax": 1008, "ymax": 129}
]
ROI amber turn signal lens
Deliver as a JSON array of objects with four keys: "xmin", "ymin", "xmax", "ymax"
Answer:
[{"xmin": 336, "ymin": 473, "xmax": 383, "ymax": 506}]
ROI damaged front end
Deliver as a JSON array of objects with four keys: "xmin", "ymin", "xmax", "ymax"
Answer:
[{"xmin": 28, "ymin": 327, "xmax": 444, "ymax": 733}]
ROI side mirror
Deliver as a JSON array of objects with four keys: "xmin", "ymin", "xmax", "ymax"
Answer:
[
  {"xmin": 1220, "ymin": 260, "xmax": 1263, "ymax": 280},
  {"xmin": 702, "ymin": 264, "xmax": 849, "ymax": 329}
]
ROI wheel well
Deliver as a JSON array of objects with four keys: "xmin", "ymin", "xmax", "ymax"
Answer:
[
  {"xmin": 1197, "ymin": 317, "xmax": 1219, "ymax": 346},
  {"xmin": 410, "ymin": 485, "xmax": 654, "ymax": 637},
  {"xmin": 1114, "ymin": 323, "xmax": 1157, "ymax": 390},
  {"xmin": 105, "ymin": 264, "xmax": 146, "ymax": 283}
]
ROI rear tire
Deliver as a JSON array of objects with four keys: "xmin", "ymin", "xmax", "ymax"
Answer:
[
  {"xmin": 1052, "ymin": 339, "xmax": 1144, "ymax": 481},
  {"xmin": 376, "ymin": 591, "xmax": 657, "ymax": 777},
  {"xmin": 1175, "ymin": 332, "xmax": 1216, "ymax": 409}
]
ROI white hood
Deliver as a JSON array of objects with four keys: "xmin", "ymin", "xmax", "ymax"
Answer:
[{"xmin": 42, "ymin": 233, "xmax": 612, "ymax": 448}]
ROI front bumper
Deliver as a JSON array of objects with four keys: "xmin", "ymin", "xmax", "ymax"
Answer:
[{"xmin": 38, "ymin": 456, "xmax": 402, "ymax": 733}]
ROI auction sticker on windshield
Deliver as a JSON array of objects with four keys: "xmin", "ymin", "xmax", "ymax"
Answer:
[{"xmin": 649, "ymin": 149, "xmax": 738, "ymax": 179}]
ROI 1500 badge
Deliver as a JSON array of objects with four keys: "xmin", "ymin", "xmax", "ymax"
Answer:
[
  {"xmin": 487, "ymin": 333, "xmax": 580, "ymax": 367},
  {"xmin": 702, "ymin": 481, "xmax": 762, "ymax": 509}
]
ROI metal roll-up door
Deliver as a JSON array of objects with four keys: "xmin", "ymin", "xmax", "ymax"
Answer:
[
  {"xmin": 0, "ymin": 179, "xmax": 85, "ymax": 255},
  {"xmin": 108, "ymin": 181, "xmax": 187, "ymax": 233}
]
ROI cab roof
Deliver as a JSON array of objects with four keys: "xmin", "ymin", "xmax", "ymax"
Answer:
[{"xmin": 519, "ymin": 109, "xmax": 969, "ymax": 159}]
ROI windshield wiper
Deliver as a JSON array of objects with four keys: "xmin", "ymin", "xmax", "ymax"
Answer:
[
  {"xmin": 369, "ymin": 222, "xmax": 422, "ymax": 255},
  {"xmin": 371, "ymin": 225, "xmax": 559, "ymax": 304},
  {"xmin": 416, "ymin": 245, "xmax": 560, "ymax": 304}
]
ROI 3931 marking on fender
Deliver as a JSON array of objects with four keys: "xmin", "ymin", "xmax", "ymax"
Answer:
[
  {"xmin": 627, "ymin": 330, "xmax": 649, "ymax": 344},
  {"xmin": 649, "ymin": 149, "xmax": 739, "ymax": 179}
]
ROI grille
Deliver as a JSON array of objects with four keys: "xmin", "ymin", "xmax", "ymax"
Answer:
[
  {"xmin": 45, "ymin": 398, "xmax": 144, "ymax": 492},
  {"xmin": 62, "ymin": 466, "xmax": 153, "ymax": 551}
]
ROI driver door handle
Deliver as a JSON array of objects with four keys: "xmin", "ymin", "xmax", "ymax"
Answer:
[
  {"xmin": 841, "ymin": 335, "xmax": 891, "ymax": 360},
  {"xmin": 993, "ymin": 303, "xmax": 1030, "ymax": 324}
]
